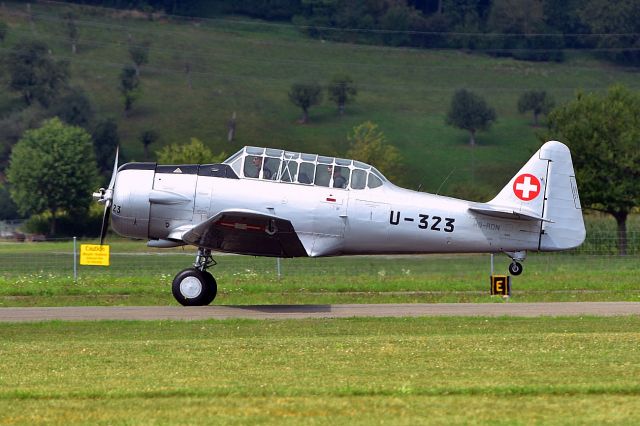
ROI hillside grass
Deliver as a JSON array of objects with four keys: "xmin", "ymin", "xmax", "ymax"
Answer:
[
  {"xmin": 1, "ymin": 317, "xmax": 639, "ymax": 424},
  {"xmin": 1, "ymin": 2, "xmax": 639, "ymax": 194}
]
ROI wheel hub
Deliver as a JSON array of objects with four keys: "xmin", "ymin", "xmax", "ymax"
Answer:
[{"xmin": 180, "ymin": 276, "xmax": 203, "ymax": 299}]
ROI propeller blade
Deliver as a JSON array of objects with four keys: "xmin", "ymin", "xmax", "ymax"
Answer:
[
  {"xmin": 108, "ymin": 146, "xmax": 120, "ymax": 190},
  {"xmin": 98, "ymin": 146, "xmax": 119, "ymax": 245},
  {"xmin": 100, "ymin": 201, "xmax": 111, "ymax": 246}
]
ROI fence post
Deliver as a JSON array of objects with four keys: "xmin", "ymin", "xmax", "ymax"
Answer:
[
  {"xmin": 276, "ymin": 258, "xmax": 281, "ymax": 279},
  {"xmin": 490, "ymin": 253, "xmax": 494, "ymax": 275},
  {"xmin": 73, "ymin": 236, "xmax": 77, "ymax": 282}
]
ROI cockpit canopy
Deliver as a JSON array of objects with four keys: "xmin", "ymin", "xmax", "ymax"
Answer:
[{"xmin": 223, "ymin": 146, "xmax": 387, "ymax": 190}]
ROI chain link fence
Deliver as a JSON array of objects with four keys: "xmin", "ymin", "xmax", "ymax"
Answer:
[{"xmin": 1, "ymin": 231, "xmax": 639, "ymax": 281}]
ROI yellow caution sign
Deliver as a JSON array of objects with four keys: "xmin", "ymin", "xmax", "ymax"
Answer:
[{"xmin": 80, "ymin": 244, "xmax": 110, "ymax": 266}]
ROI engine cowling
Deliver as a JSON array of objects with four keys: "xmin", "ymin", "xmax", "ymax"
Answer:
[{"xmin": 111, "ymin": 163, "xmax": 155, "ymax": 240}]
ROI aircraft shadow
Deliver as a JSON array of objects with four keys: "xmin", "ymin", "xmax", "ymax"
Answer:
[{"xmin": 231, "ymin": 304, "xmax": 332, "ymax": 313}]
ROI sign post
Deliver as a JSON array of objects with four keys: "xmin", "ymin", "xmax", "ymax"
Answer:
[{"xmin": 73, "ymin": 237, "xmax": 77, "ymax": 282}]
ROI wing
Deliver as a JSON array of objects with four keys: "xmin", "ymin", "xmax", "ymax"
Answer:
[{"xmin": 179, "ymin": 209, "xmax": 309, "ymax": 257}]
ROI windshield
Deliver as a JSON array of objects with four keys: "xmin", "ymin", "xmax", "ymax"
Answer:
[{"xmin": 224, "ymin": 146, "xmax": 387, "ymax": 190}]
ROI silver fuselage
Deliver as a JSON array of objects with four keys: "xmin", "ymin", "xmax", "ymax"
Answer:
[
  {"xmin": 108, "ymin": 141, "xmax": 585, "ymax": 258},
  {"xmin": 111, "ymin": 167, "xmax": 546, "ymax": 257}
]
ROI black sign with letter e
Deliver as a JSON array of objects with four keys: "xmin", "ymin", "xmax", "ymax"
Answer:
[{"xmin": 490, "ymin": 275, "xmax": 511, "ymax": 296}]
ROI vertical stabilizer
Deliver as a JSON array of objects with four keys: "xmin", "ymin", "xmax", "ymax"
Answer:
[
  {"xmin": 488, "ymin": 141, "xmax": 585, "ymax": 251},
  {"xmin": 488, "ymin": 144, "xmax": 550, "ymax": 219},
  {"xmin": 538, "ymin": 141, "xmax": 585, "ymax": 250}
]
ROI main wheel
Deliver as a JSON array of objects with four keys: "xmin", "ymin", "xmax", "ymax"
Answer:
[
  {"xmin": 201, "ymin": 271, "xmax": 217, "ymax": 305},
  {"xmin": 172, "ymin": 268, "xmax": 217, "ymax": 306},
  {"xmin": 508, "ymin": 261, "xmax": 523, "ymax": 276}
]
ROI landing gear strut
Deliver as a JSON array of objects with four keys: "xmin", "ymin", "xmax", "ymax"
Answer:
[
  {"xmin": 172, "ymin": 248, "xmax": 218, "ymax": 306},
  {"xmin": 505, "ymin": 250, "xmax": 526, "ymax": 276}
]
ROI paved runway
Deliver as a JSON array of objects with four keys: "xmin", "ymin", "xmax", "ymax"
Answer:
[{"xmin": 1, "ymin": 302, "xmax": 639, "ymax": 322}]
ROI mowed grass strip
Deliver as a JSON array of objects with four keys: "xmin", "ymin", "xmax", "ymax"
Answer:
[
  {"xmin": 2, "ymin": 248, "xmax": 640, "ymax": 306},
  {"xmin": 0, "ymin": 317, "xmax": 639, "ymax": 424}
]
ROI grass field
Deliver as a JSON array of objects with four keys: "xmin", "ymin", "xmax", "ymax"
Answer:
[
  {"xmin": 1, "ymin": 241, "xmax": 639, "ymax": 307},
  {"xmin": 1, "ymin": 214, "xmax": 638, "ymax": 306},
  {"xmin": 2, "ymin": 2, "xmax": 640, "ymax": 193},
  {"xmin": 1, "ymin": 317, "xmax": 639, "ymax": 424},
  {"xmin": 1, "ymin": 224, "xmax": 638, "ymax": 424}
]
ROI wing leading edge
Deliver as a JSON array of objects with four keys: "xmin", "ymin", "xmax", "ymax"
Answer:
[{"xmin": 180, "ymin": 209, "xmax": 308, "ymax": 257}]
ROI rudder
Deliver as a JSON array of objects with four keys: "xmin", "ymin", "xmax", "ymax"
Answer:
[{"xmin": 538, "ymin": 141, "xmax": 585, "ymax": 250}]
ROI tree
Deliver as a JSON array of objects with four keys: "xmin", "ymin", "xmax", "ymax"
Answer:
[
  {"xmin": 7, "ymin": 40, "xmax": 70, "ymax": 107},
  {"xmin": 441, "ymin": 0, "xmax": 486, "ymax": 49},
  {"xmin": 518, "ymin": 90, "xmax": 555, "ymax": 126},
  {"xmin": 6, "ymin": 118, "xmax": 99, "ymax": 235},
  {"xmin": 64, "ymin": 10, "xmax": 79, "ymax": 54},
  {"xmin": 543, "ymin": 0, "xmax": 589, "ymax": 49},
  {"xmin": 488, "ymin": 0, "xmax": 544, "ymax": 35},
  {"xmin": 128, "ymin": 40, "xmax": 151, "ymax": 76},
  {"xmin": 579, "ymin": 0, "xmax": 640, "ymax": 65},
  {"xmin": 379, "ymin": 4, "xmax": 413, "ymax": 46},
  {"xmin": 140, "ymin": 130, "xmax": 158, "ymax": 161},
  {"xmin": 486, "ymin": 0, "xmax": 564, "ymax": 62},
  {"xmin": 0, "ymin": 20, "xmax": 8, "ymax": 43},
  {"xmin": 0, "ymin": 183, "xmax": 21, "ymax": 220},
  {"xmin": 157, "ymin": 138, "xmax": 227, "ymax": 164},
  {"xmin": 0, "ymin": 105, "xmax": 49, "ymax": 170},
  {"xmin": 328, "ymin": 74, "xmax": 357, "ymax": 116},
  {"xmin": 346, "ymin": 121, "xmax": 403, "ymax": 182},
  {"xmin": 92, "ymin": 118, "xmax": 120, "ymax": 182},
  {"xmin": 445, "ymin": 89, "xmax": 496, "ymax": 146},
  {"xmin": 51, "ymin": 88, "xmax": 94, "ymax": 129},
  {"xmin": 119, "ymin": 65, "xmax": 140, "ymax": 115},
  {"xmin": 547, "ymin": 85, "xmax": 640, "ymax": 255},
  {"xmin": 288, "ymin": 82, "xmax": 322, "ymax": 124}
]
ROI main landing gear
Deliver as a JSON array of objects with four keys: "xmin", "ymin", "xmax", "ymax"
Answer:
[
  {"xmin": 505, "ymin": 250, "xmax": 526, "ymax": 276},
  {"xmin": 172, "ymin": 248, "xmax": 218, "ymax": 306}
]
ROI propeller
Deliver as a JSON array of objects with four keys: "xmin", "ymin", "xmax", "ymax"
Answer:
[{"xmin": 93, "ymin": 146, "xmax": 119, "ymax": 245}]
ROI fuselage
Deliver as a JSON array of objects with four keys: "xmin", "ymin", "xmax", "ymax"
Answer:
[{"xmin": 110, "ymin": 164, "xmax": 544, "ymax": 257}]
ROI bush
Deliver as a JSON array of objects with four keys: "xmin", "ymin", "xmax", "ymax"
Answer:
[{"xmin": 22, "ymin": 207, "xmax": 102, "ymax": 238}]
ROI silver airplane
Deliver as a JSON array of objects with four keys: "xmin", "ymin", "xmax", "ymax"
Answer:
[{"xmin": 94, "ymin": 141, "xmax": 585, "ymax": 306}]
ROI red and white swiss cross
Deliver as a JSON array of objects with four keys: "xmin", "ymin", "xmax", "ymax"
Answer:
[{"xmin": 512, "ymin": 173, "xmax": 541, "ymax": 201}]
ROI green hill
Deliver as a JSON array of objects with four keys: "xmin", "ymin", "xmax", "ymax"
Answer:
[{"xmin": 1, "ymin": 2, "xmax": 638, "ymax": 198}]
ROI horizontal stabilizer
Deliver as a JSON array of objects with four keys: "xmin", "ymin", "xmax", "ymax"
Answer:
[{"xmin": 468, "ymin": 205, "xmax": 552, "ymax": 222}]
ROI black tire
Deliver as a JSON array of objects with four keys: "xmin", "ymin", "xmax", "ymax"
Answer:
[
  {"xmin": 509, "ymin": 262, "xmax": 523, "ymax": 276},
  {"xmin": 201, "ymin": 271, "xmax": 218, "ymax": 305},
  {"xmin": 172, "ymin": 268, "xmax": 217, "ymax": 306}
]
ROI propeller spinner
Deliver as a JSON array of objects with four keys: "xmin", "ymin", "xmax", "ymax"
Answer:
[{"xmin": 92, "ymin": 147, "xmax": 119, "ymax": 245}]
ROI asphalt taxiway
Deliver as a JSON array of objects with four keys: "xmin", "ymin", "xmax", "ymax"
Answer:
[{"xmin": 1, "ymin": 302, "xmax": 639, "ymax": 322}]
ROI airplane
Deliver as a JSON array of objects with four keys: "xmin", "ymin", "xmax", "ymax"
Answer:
[{"xmin": 94, "ymin": 141, "xmax": 585, "ymax": 306}]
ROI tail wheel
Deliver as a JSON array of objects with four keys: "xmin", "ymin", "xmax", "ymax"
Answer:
[
  {"xmin": 509, "ymin": 262, "xmax": 523, "ymax": 276},
  {"xmin": 172, "ymin": 268, "xmax": 217, "ymax": 306}
]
